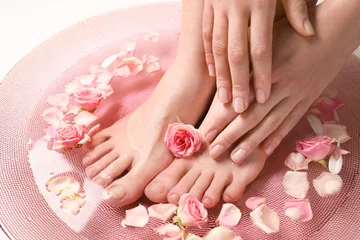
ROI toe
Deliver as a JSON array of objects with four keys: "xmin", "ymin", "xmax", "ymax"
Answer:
[
  {"xmin": 189, "ymin": 170, "xmax": 214, "ymax": 202},
  {"xmin": 85, "ymin": 150, "xmax": 119, "ymax": 179},
  {"xmin": 90, "ymin": 128, "xmax": 112, "ymax": 148},
  {"xmin": 222, "ymin": 177, "xmax": 247, "ymax": 203},
  {"xmin": 145, "ymin": 159, "xmax": 190, "ymax": 203},
  {"xmin": 167, "ymin": 168, "xmax": 201, "ymax": 204},
  {"xmin": 202, "ymin": 172, "xmax": 232, "ymax": 208},
  {"xmin": 82, "ymin": 140, "xmax": 113, "ymax": 166}
]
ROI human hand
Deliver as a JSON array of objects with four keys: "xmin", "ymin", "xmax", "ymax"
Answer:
[{"xmin": 203, "ymin": 0, "xmax": 315, "ymax": 113}]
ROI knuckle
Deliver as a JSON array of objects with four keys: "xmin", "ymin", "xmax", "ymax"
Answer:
[
  {"xmin": 245, "ymin": 139, "xmax": 259, "ymax": 150},
  {"xmin": 255, "ymin": 74, "xmax": 271, "ymax": 86},
  {"xmin": 267, "ymin": 115, "xmax": 281, "ymax": 127},
  {"xmin": 221, "ymin": 133, "xmax": 236, "ymax": 146},
  {"xmin": 269, "ymin": 132, "xmax": 285, "ymax": 144},
  {"xmin": 212, "ymin": 40, "xmax": 227, "ymax": 56},
  {"xmin": 293, "ymin": 0, "xmax": 307, "ymax": 10},
  {"xmin": 232, "ymin": 84, "xmax": 249, "ymax": 93},
  {"xmin": 253, "ymin": 0, "xmax": 266, "ymax": 9},
  {"xmin": 287, "ymin": 112, "xmax": 302, "ymax": 126},
  {"xmin": 251, "ymin": 45, "xmax": 270, "ymax": 61},
  {"xmin": 216, "ymin": 75, "xmax": 229, "ymax": 86},
  {"xmin": 246, "ymin": 110, "xmax": 261, "ymax": 123},
  {"xmin": 228, "ymin": 47, "xmax": 247, "ymax": 64},
  {"xmin": 203, "ymin": 30, "xmax": 213, "ymax": 42}
]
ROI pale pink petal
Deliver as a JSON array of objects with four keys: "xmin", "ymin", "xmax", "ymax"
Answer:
[
  {"xmin": 284, "ymin": 199, "xmax": 313, "ymax": 222},
  {"xmin": 96, "ymin": 84, "xmax": 114, "ymax": 97},
  {"xmin": 47, "ymin": 93, "xmax": 69, "ymax": 111},
  {"xmin": 118, "ymin": 50, "xmax": 133, "ymax": 60},
  {"xmin": 148, "ymin": 203, "xmax": 177, "ymax": 222},
  {"xmin": 41, "ymin": 107, "xmax": 65, "ymax": 124},
  {"xmin": 96, "ymin": 71, "xmax": 114, "ymax": 85},
  {"xmin": 114, "ymin": 65, "xmax": 131, "ymax": 78},
  {"xmin": 117, "ymin": 57, "xmax": 144, "ymax": 75},
  {"xmin": 76, "ymin": 74, "xmax": 96, "ymax": 86},
  {"xmin": 124, "ymin": 42, "xmax": 137, "ymax": 52},
  {"xmin": 78, "ymin": 133, "xmax": 91, "ymax": 145},
  {"xmin": 204, "ymin": 226, "xmax": 241, "ymax": 240},
  {"xmin": 65, "ymin": 80, "xmax": 82, "ymax": 95},
  {"xmin": 329, "ymin": 153, "xmax": 343, "ymax": 174},
  {"xmin": 101, "ymin": 53, "xmax": 120, "ymax": 69},
  {"xmin": 313, "ymin": 172, "xmax": 343, "ymax": 197},
  {"xmin": 74, "ymin": 111, "xmax": 98, "ymax": 129},
  {"xmin": 146, "ymin": 61, "xmax": 161, "ymax": 73},
  {"xmin": 121, "ymin": 205, "xmax": 149, "ymax": 227},
  {"xmin": 284, "ymin": 152, "xmax": 308, "ymax": 171},
  {"xmin": 339, "ymin": 149, "xmax": 350, "ymax": 155},
  {"xmin": 216, "ymin": 203, "xmax": 241, "ymax": 228},
  {"xmin": 282, "ymin": 171, "xmax": 309, "ymax": 199},
  {"xmin": 245, "ymin": 197, "xmax": 267, "ymax": 210},
  {"xmin": 249, "ymin": 204, "xmax": 280, "ymax": 234},
  {"xmin": 307, "ymin": 114, "xmax": 323, "ymax": 136},
  {"xmin": 143, "ymin": 32, "xmax": 160, "ymax": 42},
  {"xmin": 44, "ymin": 124, "xmax": 57, "ymax": 141},
  {"xmin": 187, "ymin": 234, "xmax": 203, "ymax": 240},
  {"xmin": 156, "ymin": 224, "xmax": 184, "ymax": 240},
  {"xmin": 323, "ymin": 124, "xmax": 351, "ymax": 143},
  {"xmin": 142, "ymin": 54, "xmax": 159, "ymax": 63}
]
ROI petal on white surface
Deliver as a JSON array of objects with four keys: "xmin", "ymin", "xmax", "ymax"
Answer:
[
  {"xmin": 47, "ymin": 176, "xmax": 80, "ymax": 197},
  {"xmin": 121, "ymin": 205, "xmax": 149, "ymax": 228},
  {"xmin": 249, "ymin": 204, "xmax": 280, "ymax": 234},
  {"xmin": 313, "ymin": 172, "xmax": 343, "ymax": 197},
  {"xmin": 216, "ymin": 203, "xmax": 242, "ymax": 228},
  {"xmin": 284, "ymin": 199, "xmax": 313, "ymax": 222},
  {"xmin": 41, "ymin": 107, "xmax": 65, "ymax": 124},
  {"xmin": 282, "ymin": 171, "xmax": 309, "ymax": 199},
  {"xmin": 307, "ymin": 114, "xmax": 323, "ymax": 136},
  {"xmin": 328, "ymin": 154, "xmax": 343, "ymax": 174},
  {"xmin": 245, "ymin": 197, "xmax": 267, "ymax": 210},
  {"xmin": 74, "ymin": 111, "xmax": 98, "ymax": 129},
  {"xmin": 148, "ymin": 203, "xmax": 177, "ymax": 222},
  {"xmin": 60, "ymin": 195, "xmax": 86, "ymax": 215},
  {"xmin": 284, "ymin": 152, "xmax": 308, "ymax": 171},
  {"xmin": 101, "ymin": 53, "xmax": 120, "ymax": 69},
  {"xmin": 323, "ymin": 124, "xmax": 351, "ymax": 143}
]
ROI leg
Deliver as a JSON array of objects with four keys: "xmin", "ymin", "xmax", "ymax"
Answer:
[{"xmin": 82, "ymin": 0, "xmax": 215, "ymax": 207}]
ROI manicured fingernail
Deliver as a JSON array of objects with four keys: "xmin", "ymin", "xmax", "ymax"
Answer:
[
  {"xmin": 256, "ymin": 89, "xmax": 266, "ymax": 104},
  {"xmin": 205, "ymin": 129, "xmax": 218, "ymax": 142},
  {"xmin": 210, "ymin": 144, "xmax": 224, "ymax": 158},
  {"xmin": 202, "ymin": 197, "xmax": 212, "ymax": 207},
  {"xmin": 150, "ymin": 183, "xmax": 165, "ymax": 194},
  {"xmin": 304, "ymin": 19, "xmax": 315, "ymax": 35},
  {"xmin": 234, "ymin": 97, "xmax": 245, "ymax": 113},
  {"xmin": 85, "ymin": 166, "xmax": 95, "ymax": 178},
  {"xmin": 231, "ymin": 148, "xmax": 247, "ymax": 163},
  {"xmin": 218, "ymin": 87, "xmax": 229, "ymax": 103},
  {"xmin": 93, "ymin": 177, "xmax": 105, "ymax": 187},
  {"xmin": 106, "ymin": 186, "xmax": 126, "ymax": 200},
  {"xmin": 208, "ymin": 64, "xmax": 215, "ymax": 77},
  {"xmin": 264, "ymin": 142, "xmax": 277, "ymax": 156}
]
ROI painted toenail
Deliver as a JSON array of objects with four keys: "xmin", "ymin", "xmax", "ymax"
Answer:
[
  {"xmin": 231, "ymin": 148, "xmax": 247, "ymax": 163},
  {"xmin": 209, "ymin": 145, "xmax": 224, "ymax": 158},
  {"xmin": 202, "ymin": 197, "xmax": 212, "ymax": 207},
  {"xmin": 150, "ymin": 183, "xmax": 165, "ymax": 194},
  {"xmin": 93, "ymin": 177, "xmax": 105, "ymax": 187},
  {"xmin": 85, "ymin": 167, "xmax": 95, "ymax": 178},
  {"xmin": 169, "ymin": 193, "xmax": 179, "ymax": 203},
  {"xmin": 205, "ymin": 129, "xmax": 218, "ymax": 143},
  {"xmin": 106, "ymin": 186, "xmax": 126, "ymax": 200}
]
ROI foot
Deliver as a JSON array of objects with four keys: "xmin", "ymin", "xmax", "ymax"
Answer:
[
  {"xmin": 145, "ymin": 96, "xmax": 268, "ymax": 208},
  {"xmin": 82, "ymin": 58, "xmax": 215, "ymax": 206}
]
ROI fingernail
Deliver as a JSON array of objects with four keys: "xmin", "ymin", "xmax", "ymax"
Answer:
[
  {"xmin": 304, "ymin": 19, "xmax": 315, "ymax": 35},
  {"xmin": 256, "ymin": 89, "xmax": 266, "ymax": 104},
  {"xmin": 150, "ymin": 183, "xmax": 165, "ymax": 194},
  {"xmin": 234, "ymin": 97, "xmax": 245, "ymax": 113},
  {"xmin": 93, "ymin": 177, "xmax": 105, "ymax": 187},
  {"xmin": 218, "ymin": 87, "xmax": 229, "ymax": 103},
  {"xmin": 106, "ymin": 186, "xmax": 126, "ymax": 200},
  {"xmin": 209, "ymin": 144, "xmax": 224, "ymax": 158},
  {"xmin": 202, "ymin": 197, "xmax": 212, "ymax": 207},
  {"xmin": 264, "ymin": 142, "xmax": 277, "ymax": 156},
  {"xmin": 205, "ymin": 129, "xmax": 218, "ymax": 142},
  {"xmin": 208, "ymin": 64, "xmax": 215, "ymax": 77},
  {"xmin": 85, "ymin": 166, "xmax": 95, "ymax": 178},
  {"xmin": 231, "ymin": 148, "xmax": 247, "ymax": 163}
]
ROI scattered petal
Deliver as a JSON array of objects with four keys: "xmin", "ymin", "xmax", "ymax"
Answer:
[
  {"xmin": 117, "ymin": 57, "xmax": 144, "ymax": 75},
  {"xmin": 114, "ymin": 65, "xmax": 131, "ymax": 78},
  {"xmin": 282, "ymin": 171, "xmax": 309, "ymax": 199},
  {"xmin": 249, "ymin": 204, "xmax": 280, "ymax": 234},
  {"xmin": 307, "ymin": 114, "xmax": 323, "ymax": 136},
  {"xmin": 156, "ymin": 224, "xmax": 184, "ymax": 240},
  {"xmin": 313, "ymin": 172, "xmax": 343, "ymax": 197},
  {"xmin": 204, "ymin": 226, "xmax": 242, "ymax": 240},
  {"xmin": 329, "ymin": 153, "xmax": 343, "ymax": 174},
  {"xmin": 60, "ymin": 194, "xmax": 86, "ymax": 215},
  {"xmin": 216, "ymin": 203, "xmax": 242, "ymax": 228},
  {"xmin": 74, "ymin": 110, "xmax": 98, "ymax": 129},
  {"xmin": 41, "ymin": 107, "xmax": 65, "ymax": 124},
  {"xmin": 245, "ymin": 197, "xmax": 267, "ymax": 211},
  {"xmin": 284, "ymin": 199, "xmax": 313, "ymax": 222},
  {"xmin": 65, "ymin": 80, "xmax": 82, "ymax": 95},
  {"xmin": 145, "ymin": 61, "xmax": 161, "ymax": 73},
  {"xmin": 148, "ymin": 203, "xmax": 177, "ymax": 222},
  {"xmin": 89, "ymin": 65, "xmax": 106, "ymax": 74},
  {"xmin": 47, "ymin": 93, "xmax": 69, "ymax": 111},
  {"xmin": 323, "ymin": 124, "xmax": 351, "ymax": 143},
  {"xmin": 142, "ymin": 54, "xmax": 159, "ymax": 63},
  {"xmin": 284, "ymin": 152, "xmax": 308, "ymax": 171},
  {"xmin": 186, "ymin": 233, "xmax": 203, "ymax": 240},
  {"xmin": 46, "ymin": 176, "xmax": 80, "ymax": 197},
  {"xmin": 101, "ymin": 53, "xmax": 120, "ymax": 69},
  {"xmin": 124, "ymin": 42, "xmax": 137, "ymax": 52},
  {"xmin": 96, "ymin": 71, "xmax": 114, "ymax": 85},
  {"xmin": 76, "ymin": 74, "xmax": 96, "ymax": 86},
  {"xmin": 121, "ymin": 205, "xmax": 149, "ymax": 228},
  {"xmin": 143, "ymin": 32, "xmax": 160, "ymax": 42},
  {"xmin": 66, "ymin": 104, "xmax": 81, "ymax": 115}
]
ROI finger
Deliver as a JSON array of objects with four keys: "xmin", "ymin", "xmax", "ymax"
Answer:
[
  {"xmin": 213, "ymin": 9, "xmax": 231, "ymax": 103},
  {"xmin": 209, "ymin": 85, "xmax": 286, "ymax": 159},
  {"xmin": 203, "ymin": 1, "xmax": 216, "ymax": 77},
  {"xmin": 250, "ymin": 0, "xmax": 277, "ymax": 104},
  {"xmin": 228, "ymin": 8, "xmax": 250, "ymax": 113},
  {"xmin": 282, "ymin": 0, "xmax": 314, "ymax": 36},
  {"xmin": 262, "ymin": 100, "xmax": 311, "ymax": 156},
  {"xmin": 230, "ymin": 97, "xmax": 297, "ymax": 164}
]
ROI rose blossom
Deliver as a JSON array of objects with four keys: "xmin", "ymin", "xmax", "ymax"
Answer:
[
  {"xmin": 177, "ymin": 193, "xmax": 208, "ymax": 228},
  {"xmin": 164, "ymin": 123, "xmax": 202, "ymax": 158},
  {"xmin": 74, "ymin": 87, "xmax": 105, "ymax": 111},
  {"xmin": 295, "ymin": 136, "xmax": 332, "ymax": 161},
  {"xmin": 47, "ymin": 124, "xmax": 90, "ymax": 149}
]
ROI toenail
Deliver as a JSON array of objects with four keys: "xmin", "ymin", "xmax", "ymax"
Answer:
[
  {"xmin": 169, "ymin": 193, "xmax": 180, "ymax": 203},
  {"xmin": 205, "ymin": 129, "xmax": 218, "ymax": 143},
  {"xmin": 82, "ymin": 156, "xmax": 90, "ymax": 165},
  {"xmin": 85, "ymin": 167, "xmax": 95, "ymax": 178},
  {"xmin": 231, "ymin": 148, "xmax": 247, "ymax": 163},
  {"xmin": 202, "ymin": 197, "xmax": 212, "ymax": 207},
  {"xmin": 209, "ymin": 145, "xmax": 224, "ymax": 158},
  {"xmin": 150, "ymin": 183, "xmax": 165, "ymax": 194},
  {"xmin": 93, "ymin": 177, "xmax": 105, "ymax": 187},
  {"xmin": 106, "ymin": 186, "xmax": 126, "ymax": 200},
  {"xmin": 223, "ymin": 194, "xmax": 232, "ymax": 202}
]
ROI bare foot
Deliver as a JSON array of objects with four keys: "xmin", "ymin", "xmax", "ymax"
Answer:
[
  {"xmin": 82, "ymin": 58, "xmax": 215, "ymax": 206},
  {"xmin": 145, "ymin": 96, "xmax": 268, "ymax": 208}
]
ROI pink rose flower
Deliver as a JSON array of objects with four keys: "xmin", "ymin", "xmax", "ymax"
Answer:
[
  {"xmin": 46, "ymin": 124, "xmax": 90, "ymax": 149},
  {"xmin": 164, "ymin": 123, "xmax": 202, "ymax": 158},
  {"xmin": 177, "ymin": 193, "xmax": 208, "ymax": 228},
  {"xmin": 295, "ymin": 136, "xmax": 333, "ymax": 161},
  {"xmin": 74, "ymin": 87, "xmax": 105, "ymax": 111}
]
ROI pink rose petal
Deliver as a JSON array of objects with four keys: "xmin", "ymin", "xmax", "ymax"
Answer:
[
  {"xmin": 76, "ymin": 74, "xmax": 96, "ymax": 86},
  {"xmin": 216, "ymin": 203, "xmax": 241, "ymax": 228},
  {"xmin": 249, "ymin": 204, "xmax": 280, "ymax": 234},
  {"xmin": 96, "ymin": 71, "xmax": 114, "ymax": 85},
  {"xmin": 313, "ymin": 172, "xmax": 343, "ymax": 197},
  {"xmin": 114, "ymin": 65, "xmax": 131, "ymax": 78},
  {"xmin": 121, "ymin": 205, "xmax": 149, "ymax": 228},
  {"xmin": 145, "ymin": 61, "xmax": 161, "ymax": 73},
  {"xmin": 47, "ymin": 93, "xmax": 69, "ymax": 111},
  {"xmin": 282, "ymin": 171, "xmax": 309, "ymax": 199},
  {"xmin": 284, "ymin": 199, "xmax": 313, "ymax": 222},
  {"xmin": 124, "ymin": 42, "xmax": 137, "ymax": 52},
  {"xmin": 148, "ymin": 203, "xmax": 177, "ymax": 222},
  {"xmin": 328, "ymin": 153, "xmax": 343, "ymax": 174},
  {"xmin": 245, "ymin": 197, "xmax": 267, "ymax": 210},
  {"xmin": 204, "ymin": 226, "xmax": 242, "ymax": 240},
  {"xmin": 101, "ymin": 53, "xmax": 120, "ymax": 69},
  {"xmin": 307, "ymin": 114, "xmax": 323, "ymax": 136},
  {"xmin": 296, "ymin": 136, "xmax": 332, "ymax": 161},
  {"xmin": 44, "ymin": 124, "xmax": 57, "ymax": 141},
  {"xmin": 143, "ymin": 32, "xmax": 160, "ymax": 42},
  {"xmin": 323, "ymin": 124, "xmax": 351, "ymax": 143},
  {"xmin": 65, "ymin": 80, "xmax": 82, "ymax": 95},
  {"xmin": 156, "ymin": 224, "xmax": 184, "ymax": 240},
  {"xmin": 142, "ymin": 54, "xmax": 159, "ymax": 63},
  {"xmin": 74, "ymin": 111, "xmax": 98, "ymax": 129},
  {"xmin": 41, "ymin": 107, "xmax": 65, "ymax": 124},
  {"xmin": 117, "ymin": 57, "xmax": 144, "ymax": 75},
  {"xmin": 284, "ymin": 152, "xmax": 308, "ymax": 171}
]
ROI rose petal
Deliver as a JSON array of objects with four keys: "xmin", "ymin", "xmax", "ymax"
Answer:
[
  {"xmin": 117, "ymin": 57, "xmax": 144, "ymax": 75},
  {"xmin": 156, "ymin": 224, "xmax": 184, "ymax": 240},
  {"xmin": 74, "ymin": 111, "xmax": 98, "ymax": 129},
  {"xmin": 142, "ymin": 54, "xmax": 159, "ymax": 63},
  {"xmin": 329, "ymin": 153, "xmax": 343, "ymax": 174},
  {"xmin": 145, "ymin": 61, "xmax": 161, "ymax": 73},
  {"xmin": 60, "ymin": 195, "xmax": 86, "ymax": 215},
  {"xmin": 284, "ymin": 199, "xmax": 313, "ymax": 222},
  {"xmin": 245, "ymin": 197, "xmax": 267, "ymax": 210},
  {"xmin": 96, "ymin": 71, "xmax": 114, "ymax": 85},
  {"xmin": 282, "ymin": 171, "xmax": 309, "ymax": 199},
  {"xmin": 204, "ymin": 226, "xmax": 242, "ymax": 240},
  {"xmin": 313, "ymin": 172, "xmax": 343, "ymax": 197},
  {"xmin": 76, "ymin": 74, "xmax": 96, "ymax": 86},
  {"xmin": 46, "ymin": 176, "xmax": 80, "ymax": 197},
  {"xmin": 307, "ymin": 114, "xmax": 323, "ymax": 136},
  {"xmin": 121, "ymin": 205, "xmax": 149, "ymax": 228},
  {"xmin": 143, "ymin": 32, "xmax": 160, "ymax": 42},
  {"xmin": 65, "ymin": 80, "xmax": 82, "ymax": 95},
  {"xmin": 323, "ymin": 124, "xmax": 351, "ymax": 143},
  {"xmin": 44, "ymin": 124, "xmax": 57, "ymax": 141},
  {"xmin": 249, "ymin": 204, "xmax": 280, "ymax": 234},
  {"xmin": 216, "ymin": 203, "xmax": 241, "ymax": 228},
  {"xmin": 101, "ymin": 53, "xmax": 120, "ymax": 69},
  {"xmin": 47, "ymin": 93, "xmax": 69, "ymax": 111},
  {"xmin": 89, "ymin": 65, "xmax": 106, "ymax": 74},
  {"xmin": 284, "ymin": 152, "xmax": 308, "ymax": 171},
  {"xmin": 41, "ymin": 107, "xmax": 65, "ymax": 124},
  {"xmin": 114, "ymin": 65, "xmax": 131, "ymax": 78},
  {"xmin": 148, "ymin": 203, "xmax": 177, "ymax": 222},
  {"xmin": 124, "ymin": 42, "xmax": 136, "ymax": 52},
  {"xmin": 296, "ymin": 136, "xmax": 332, "ymax": 160},
  {"xmin": 186, "ymin": 234, "xmax": 203, "ymax": 240}
]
